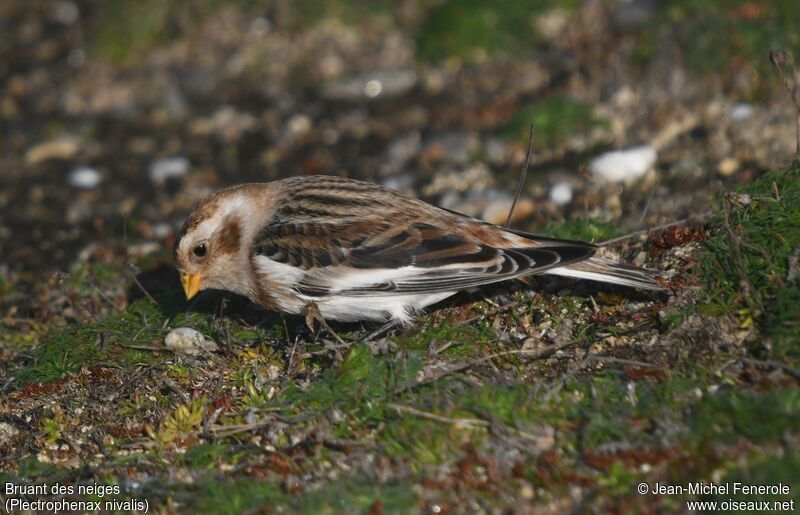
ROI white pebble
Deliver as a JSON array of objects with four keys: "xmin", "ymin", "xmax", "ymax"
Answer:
[
  {"xmin": 148, "ymin": 157, "xmax": 189, "ymax": 183},
  {"xmin": 165, "ymin": 327, "xmax": 218, "ymax": 356},
  {"xmin": 730, "ymin": 103, "xmax": 754, "ymax": 122},
  {"xmin": 68, "ymin": 167, "xmax": 101, "ymax": 189},
  {"xmin": 53, "ymin": 1, "xmax": 79, "ymax": 24},
  {"xmin": 286, "ymin": 114, "xmax": 312, "ymax": 137},
  {"xmin": 364, "ymin": 79, "xmax": 383, "ymax": 98},
  {"xmin": 589, "ymin": 145, "xmax": 657, "ymax": 183},
  {"xmin": 549, "ymin": 181, "xmax": 573, "ymax": 205}
]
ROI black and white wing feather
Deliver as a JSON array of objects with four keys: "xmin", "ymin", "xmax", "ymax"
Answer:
[{"xmin": 252, "ymin": 218, "xmax": 597, "ymax": 298}]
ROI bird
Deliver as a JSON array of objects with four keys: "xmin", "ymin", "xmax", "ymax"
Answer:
[{"xmin": 174, "ymin": 175, "xmax": 663, "ymax": 327}]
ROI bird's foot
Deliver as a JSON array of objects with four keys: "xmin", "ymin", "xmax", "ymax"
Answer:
[
  {"xmin": 360, "ymin": 319, "xmax": 401, "ymax": 343},
  {"xmin": 304, "ymin": 301, "xmax": 347, "ymax": 348}
]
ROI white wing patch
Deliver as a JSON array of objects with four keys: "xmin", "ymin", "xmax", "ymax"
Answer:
[
  {"xmin": 252, "ymin": 256, "xmax": 454, "ymax": 322},
  {"xmin": 314, "ymin": 292, "xmax": 456, "ymax": 323},
  {"xmin": 252, "ymin": 255, "xmax": 305, "ymax": 286}
]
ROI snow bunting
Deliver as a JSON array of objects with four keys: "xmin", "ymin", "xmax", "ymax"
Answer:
[{"xmin": 175, "ymin": 175, "xmax": 662, "ymax": 324}]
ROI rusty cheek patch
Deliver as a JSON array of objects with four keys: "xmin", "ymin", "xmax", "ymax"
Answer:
[{"xmin": 216, "ymin": 218, "xmax": 242, "ymax": 255}]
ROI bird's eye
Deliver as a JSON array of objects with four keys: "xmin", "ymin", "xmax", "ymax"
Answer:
[{"xmin": 193, "ymin": 243, "xmax": 207, "ymax": 258}]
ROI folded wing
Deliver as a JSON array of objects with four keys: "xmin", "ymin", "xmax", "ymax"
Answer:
[{"xmin": 252, "ymin": 219, "xmax": 597, "ymax": 298}]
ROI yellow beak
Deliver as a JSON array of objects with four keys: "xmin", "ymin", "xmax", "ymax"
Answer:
[{"xmin": 180, "ymin": 273, "xmax": 202, "ymax": 300}]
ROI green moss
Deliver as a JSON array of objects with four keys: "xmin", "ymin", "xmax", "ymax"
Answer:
[
  {"xmin": 294, "ymin": 480, "xmax": 417, "ymax": 513},
  {"xmin": 90, "ymin": 0, "xmax": 281, "ymax": 64},
  {"xmin": 503, "ymin": 96, "xmax": 607, "ymax": 148},
  {"xmin": 186, "ymin": 476, "xmax": 416, "ymax": 514},
  {"xmin": 711, "ymin": 453, "xmax": 800, "ymax": 504},
  {"xmin": 691, "ymin": 387, "xmax": 800, "ymax": 444},
  {"xmin": 190, "ymin": 478, "xmax": 286, "ymax": 514},
  {"xmin": 289, "ymin": 0, "xmax": 396, "ymax": 28},
  {"xmin": 91, "ymin": 0, "xmax": 178, "ymax": 63},
  {"xmin": 417, "ymin": 0, "xmax": 579, "ymax": 63},
  {"xmin": 699, "ymin": 166, "xmax": 800, "ymax": 358},
  {"xmin": 395, "ymin": 317, "xmax": 498, "ymax": 356},
  {"xmin": 540, "ymin": 217, "xmax": 622, "ymax": 243},
  {"xmin": 13, "ymin": 297, "xmax": 200, "ymax": 385},
  {"xmin": 635, "ymin": 0, "xmax": 800, "ymax": 94},
  {"xmin": 180, "ymin": 443, "xmax": 252, "ymax": 469}
]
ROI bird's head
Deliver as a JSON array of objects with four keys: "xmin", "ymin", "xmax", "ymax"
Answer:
[{"xmin": 174, "ymin": 185, "xmax": 273, "ymax": 301}]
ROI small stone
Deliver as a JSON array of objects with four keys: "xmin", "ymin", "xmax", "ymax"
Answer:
[
  {"xmin": 717, "ymin": 157, "xmax": 739, "ymax": 176},
  {"xmin": 53, "ymin": 1, "xmax": 79, "ymax": 25},
  {"xmin": 286, "ymin": 114, "xmax": 312, "ymax": 138},
  {"xmin": 67, "ymin": 48, "xmax": 85, "ymax": 68},
  {"xmin": 730, "ymin": 103, "xmax": 754, "ymax": 122},
  {"xmin": 484, "ymin": 138, "xmax": 508, "ymax": 165},
  {"xmin": 589, "ymin": 145, "xmax": 657, "ymax": 183},
  {"xmin": 536, "ymin": 7, "xmax": 570, "ymax": 40},
  {"xmin": 25, "ymin": 136, "xmax": 80, "ymax": 165},
  {"xmin": 519, "ymin": 484, "xmax": 535, "ymax": 500},
  {"xmin": 368, "ymin": 339, "xmax": 398, "ymax": 355},
  {"xmin": 423, "ymin": 131, "xmax": 479, "ymax": 165},
  {"xmin": 321, "ymin": 69, "xmax": 417, "ymax": 102},
  {"xmin": 423, "ymin": 162, "xmax": 494, "ymax": 197},
  {"xmin": 549, "ymin": 181, "xmax": 573, "ymax": 206},
  {"xmin": 381, "ymin": 173, "xmax": 414, "ymax": 194},
  {"xmin": 211, "ymin": 105, "xmax": 257, "ymax": 142},
  {"xmin": 0, "ymin": 422, "xmax": 20, "ymax": 440},
  {"xmin": 165, "ymin": 327, "xmax": 218, "ymax": 356},
  {"xmin": 150, "ymin": 223, "xmax": 173, "ymax": 239},
  {"xmin": 611, "ymin": 0, "xmax": 656, "ymax": 29},
  {"xmin": 249, "ymin": 17, "xmax": 271, "ymax": 37},
  {"xmin": 127, "ymin": 242, "xmax": 160, "ymax": 259},
  {"xmin": 149, "ymin": 157, "xmax": 189, "ymax": 183},
  {"xmin": 67, "ymin": 166, "xmax": 101, "ymax": 189},
  {"xmin": 521, "ymin": 337, "xmax": 549, "ymax": 354},
  {"xmin": 726, "ymin": 191, "xmax": 751, "ymax": 207},
  {"xmin": 380, "ymin": 132, "xmax": 421, "ymax": 175}
]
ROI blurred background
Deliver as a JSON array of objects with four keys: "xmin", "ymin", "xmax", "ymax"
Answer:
[{"xmin": 1, "ymin": 0, "xmax": 798, "ymax": 279}]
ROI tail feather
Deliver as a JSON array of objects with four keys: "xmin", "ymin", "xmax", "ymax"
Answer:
[{"xmin": 544, "ymin": 257, "xmax": 665, "ymax": 291}]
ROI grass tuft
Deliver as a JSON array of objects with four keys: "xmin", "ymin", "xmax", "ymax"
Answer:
[{"xmin": 699, "ymin": 165, "xmax": 800, "ymax": 358}]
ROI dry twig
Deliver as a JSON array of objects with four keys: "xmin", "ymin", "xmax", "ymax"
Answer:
[
  {"xmin": 598, "ymin": 212, "xmax": 712, "ymax": 247},
  {"xmin": 388, "ymin": 403, "xmax": 489, "ymax": 429},
  {"xmin": 506, "ymin": 123, "xmax": 534, "ymax": 226}
]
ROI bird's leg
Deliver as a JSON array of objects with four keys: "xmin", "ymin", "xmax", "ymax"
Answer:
[
  {"xmin": 304, "ymin": 301, "xmax": 347, "ymax": 347},
  {"xmin": 361, "ymin": 319, "xmax": 401, "ymax": 342}
]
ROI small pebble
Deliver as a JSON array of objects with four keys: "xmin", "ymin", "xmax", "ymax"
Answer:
[
  {"xmin": 25, "ymin": 136, "xmax": 80, "ymax": 165},
  {"xmin": 730, "ymin": 103, "xmax": 754, "ymax": 122},
  {"xmin": 381, "ymin": 132, "xmax": 420, "ymax": 175},
  {"xmin": 589, "ymin": 145, "xmax": 657, "ymax": 183},
  {"xmin": 549, "ymin": 181, "xmax": 573, "ymax": 206},
  {"xmin": 165, "ymin": 327, "xmax": 218, "ymax": 356},
  {"xmin": 286, "ymin": 114, "xmax": 312, "ymax": 138},
  {"xmin": 717, "ymin": 157, "xmax": 739, "ymax": 176},
  {"xmin": 149, "ymin": 157, "xmax": 189, "ymax": 183},
  {"xmin": 484, "ymin": 137, "xmax": 508, "ymax": 165},
  {"xmin": 321, "ymin": 69, "xmax": 417, "ymax": 101},
  {"xmin": 67, "ymin": 166, "xmax": 101, "ymax": 189},
  {"xmin": 53, "ymin": 1, "xmax": 79, "ymax": 25}
]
